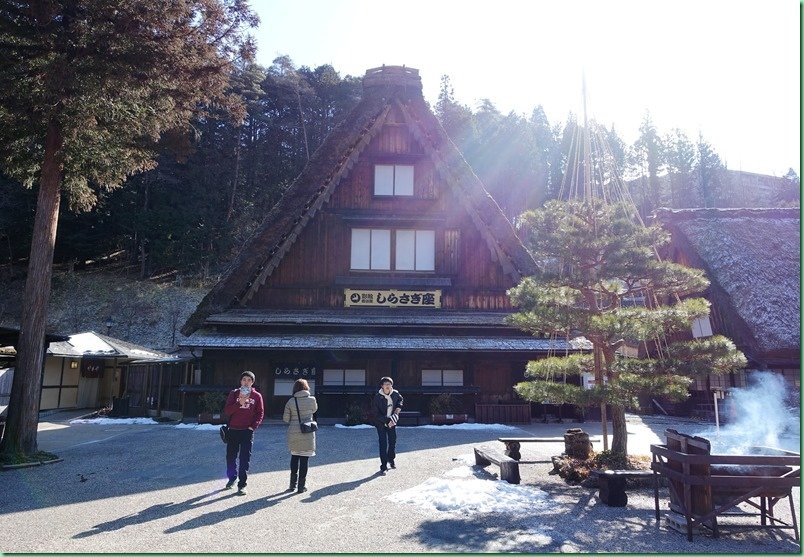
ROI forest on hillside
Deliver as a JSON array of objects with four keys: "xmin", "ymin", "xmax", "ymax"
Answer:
[{"xmin": 1, "ymin": 57, "xmax": 799, "ymax": 283}]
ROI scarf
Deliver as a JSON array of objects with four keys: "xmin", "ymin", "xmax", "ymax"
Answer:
[{"xmin": 379, "ymin": 388, "xmax": 394, "ymax": 418}]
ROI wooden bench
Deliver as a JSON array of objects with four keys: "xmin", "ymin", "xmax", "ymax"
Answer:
[
  {"xmin": 498, "ymin": 437, "xmax": 600, "ymax": 461},
  {"xmin": 397, "ymin": 411, "xmax": 422, "ymax": 426},
  {"xmin": 474, "ymin": 446, "xmax": 521, "ymax": 484},
  {"xmin": 592, "ymin": 469, "xmax": 656, "ymax": 507}
]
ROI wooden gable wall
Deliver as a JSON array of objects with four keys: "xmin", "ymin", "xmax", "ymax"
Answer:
[{"xmin": 247, "ymin": 106, "xmax": 514, "ymax": 310}]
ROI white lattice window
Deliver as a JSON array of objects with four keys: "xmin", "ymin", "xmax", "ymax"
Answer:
[
  {"xmin": 351, "ymin": 228, "xmax": 434, "ymax": 271},
  {"xmin": 323, "ymin": 369, "xmax": 366, "ymax": 386},
  {"xmin": 395, "ymin": 230, "xmax": 435, "ymax": 271},
  {"xmin": 351, "ymin": 228, "xmax": 391, "ymax": 270},
  {"xmin": 275, "ymin": 378, "xmax": 315, "ymax": 396},
  {"xmin": 422, "ymin": 369, "xmax": 463, "ymax": 386},
  {"xmin": 374, "ymin": 164, "xmax": 414, "ymax": 196}
]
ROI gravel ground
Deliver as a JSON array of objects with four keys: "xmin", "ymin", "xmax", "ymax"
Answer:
[{"xmin": 0, "ymin": 412, "xmax": 799, "ymax": 553}]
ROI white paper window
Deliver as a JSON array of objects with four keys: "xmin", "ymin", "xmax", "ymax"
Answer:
[
  {"xmin": 443, "ymin": 369, "xmax": 464, "ymax": 386},
  {"xmin": 275, "ymin": 378, "xmax": 315, "ymax": 396},
  {"xmin": 374, "ymin": 165, "xmax": 395, "ymax": 196},
  {"xmin": 396, "ymin": 230, "xmax": 416, "ymax": 270},
  {"xmin": 274, "ymin": 379, "xmax": 295, "ymax": 396},
  {"xmin": 352, "ymin": 229, "xmax": 391, "ymax": 270},
  {"xmin": 691, "ymin": 316, "xmax": 713, "ymax": 338},
  {"xmin": 350, "ymin": 229, "xmax": 371, "ymax": 270},
  {"xmin": 374, "ymin": 164, "xmax": 414, "ymax": 196},
  {"xmin": 323, "ymin": 369, "xmax": 366, "ymax": 386},
  {"xmin": 415, "ymin": 230, "xmax": 435, "ymax": 271},
  {"xmin": 421, "ymin": 369, "xmax": 442, "ymax": 386},
  {"xmin": 371, "ymin": 229, "xmax": 391, "ymax": 270},
  {"xmin": 395, "ymin": 230, "xmax": 434, "ymax": 271},
  {"xmin": 422, "ymin": 369, "xmax": 463, "ymax": 386},
  {"xmin": 344, "ymin": 369, "xmax": 366, "ymax": 385},
  {"xmin": 394, "ymin": 165, "xmax": 414, "ymax": 195}
]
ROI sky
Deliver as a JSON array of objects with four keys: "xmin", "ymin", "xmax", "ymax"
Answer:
[{"xmin": 251, "ymin": 0, "xmax": 800, "ymax": 177}]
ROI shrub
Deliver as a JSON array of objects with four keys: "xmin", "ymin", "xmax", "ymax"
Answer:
[
  {"xmin": 344, "ymin": 401, "xmax": 366, "ymax": 426},
  {"xmin": 198, "ymin": 391, "xmax": 226, "ymax": 414},
  {"xmin": 429, "ymin": 393, "xmax": 463, "ymax": 415}
]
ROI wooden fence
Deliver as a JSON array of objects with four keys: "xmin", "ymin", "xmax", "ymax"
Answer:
[{"xmin": 475, "ymin": 403, "xmax": 531, "ymax": 424}]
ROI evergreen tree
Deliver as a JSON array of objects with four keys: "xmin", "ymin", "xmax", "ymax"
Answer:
[
  {"xmin": 527, "ymin": 106, "xmax": 558, "ymax": 207},
  {"xmin": 508, "ymin": 200, "xmax": 746, "ymax": 456},
  {"xmin": 776, "ymin": 168, "xmax": 800, "ymax": 207},
  {"xmin": 630, "ymin": 112, "xmax": 665, "ymax": 218},
  {"xmin": 664, "ymin": 129, "xmax": 698, "ymax": 207},
  {"xmin": 0, "ymin": 0, "xmax": 257, "ymax": 458},
  {"xmin": 434, "ymin": 74, "xmax": 475, "ymax": 146},
  {"xmin": 695, "ymin": 133, "xmax": 725, "ymax": 208}
]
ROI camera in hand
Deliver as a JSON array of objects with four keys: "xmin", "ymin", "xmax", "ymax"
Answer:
[{"xmin": 240, "ymin": 386, "xmax": 251, "ymax": 397}]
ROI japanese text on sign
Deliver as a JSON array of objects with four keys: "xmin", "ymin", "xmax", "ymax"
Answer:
[
  {"xmin": 274, "ymin": 366, "xmax": 317, "ymax": 376},
  {"xmin": 344, "ymin": 289, "xmax": 442, "ymax": 308}
]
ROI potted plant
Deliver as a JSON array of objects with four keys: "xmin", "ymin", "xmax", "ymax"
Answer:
[
  {"xmin": 197, "ymin": 391, "xmax": 228, "ymax": 425},
  {"xmin": 429, "ymin": 393, "xmax": 468, "ymax": 425}
]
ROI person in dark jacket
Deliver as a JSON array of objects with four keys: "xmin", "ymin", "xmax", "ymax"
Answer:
[
  {"xmin": 372, "ymin": 376, "xmax": 403, "ymax": 474},
  {"xmin": 223, "ymin": 371, "xmax": 264, "ymax": 495}
]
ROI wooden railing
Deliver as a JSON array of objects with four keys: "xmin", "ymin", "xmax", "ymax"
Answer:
[{"xmin": 475, "ymin": 403, "xmax": 531, "ymax": 424}]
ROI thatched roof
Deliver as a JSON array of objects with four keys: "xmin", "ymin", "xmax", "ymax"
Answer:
[
  {"xmin": 655, "ymin": 207, "xmax": 800, "ymax": 357},
  {"xmin": 182, "ymin": 66, "xmax": 536, "ymax": 335}
]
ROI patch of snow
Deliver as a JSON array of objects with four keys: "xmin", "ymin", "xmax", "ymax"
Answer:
[
  {"xmin": 444, "ymin": 466, "xmax": 474, "ymax": 478},
  {"xmin": 389, "ymin": 476, "xmax": 549, "ymax": 515},
  {"xmin": 175, "ymin": 423, "xmax": 221, "ymax": 431},
  {"xmin": 452, "ymin": 453, "xmax": 476, "ymax": 466},
  {"xmin": 67, "ymin": 332, "xmax": 116, "ymax": 355},
  {"xmin": 69, "ymin": 417, "xmax": 158, "ymax": 425},
  {"xmin": 410, "ymin": 423, "xmax": 523, "ymax": 430},
  {"xmin": 333, "ymin": 423, "xmax": 374, "ymax": 429}
]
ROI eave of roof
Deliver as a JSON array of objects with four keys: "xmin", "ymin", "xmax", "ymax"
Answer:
[
  {"xmin": 180, "ymin": 332, "xmax": 590, "ymax": 352},
  {"xmin": 203, "ymin": 308, "xmax": 517, "ymax": 327}
]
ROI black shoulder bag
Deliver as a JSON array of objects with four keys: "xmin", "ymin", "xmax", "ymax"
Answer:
[{"xmin": 294, "ymin": 396, "xmax": 318, "ymax": 433}]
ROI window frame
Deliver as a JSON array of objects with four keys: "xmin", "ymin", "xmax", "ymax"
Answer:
[
  {"xmin": 350, "ymin": 227, "xmax": 436, "ymax": 272},
  {"xmin": 421, "ymin": 369, "xmax": 464, "ymax": 387},
  {"xmin": 322, "ymin": 368, "xmax": 367, "ymax": 386},
  {"xmin": 373, "ymin": 164, "xmax": 415, "ymax": 197}
]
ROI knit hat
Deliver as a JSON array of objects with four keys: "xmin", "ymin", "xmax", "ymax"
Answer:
[{"xmin": 241, "ymin": 371, "xmax": 255, "ymax": 381}]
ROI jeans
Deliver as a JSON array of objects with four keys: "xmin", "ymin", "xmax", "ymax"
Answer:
[
  {"xmin": 226, "ymin": 428, "xmax": 254, "ymax": 489},
  {"xmin": 375, "ymin": 425, "xmax": 397, "ymax": 468}
]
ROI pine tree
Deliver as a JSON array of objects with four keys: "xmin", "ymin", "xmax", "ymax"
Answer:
[
  {"xmin": 0, "ymin": 0, "xmax": 257, "ymax": 458},
  {"xmin": 664, "ymin": 129, "xmax": 698, "ymax": 207},
  {"xmin": 508, "ymin": 200, "xmax": 746, "ymax": 456},
  {"xmin": 630, "ymin": 112, "xmax": 664, "ymax": 218},
  {"xmin": 695, "ymin": 133, "xmax": 725, "ymax": 208}
]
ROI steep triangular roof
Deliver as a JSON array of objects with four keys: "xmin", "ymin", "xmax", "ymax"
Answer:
[
  {"xmin": 182, "ymin": 66, "xmax": 537, "ymax": 335},
  {"xmin": 655, "ymin": 207, "xmax": 800, "ymax": 358}
]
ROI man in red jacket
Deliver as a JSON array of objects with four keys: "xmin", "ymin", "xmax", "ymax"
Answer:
[{"xmin": 223, "ymin": 371, "xmax": 264, "ymax": 495}]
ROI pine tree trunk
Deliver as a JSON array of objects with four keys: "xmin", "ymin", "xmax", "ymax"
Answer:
[
  {"xmin": 610, "ymin": 405, "xmax": 628, "ymax": 454},
  {"xmin": 0, "ymin": 120, "xmax": 64, "ymax": 456},
  {"xmin": 226, "ymin": 126, "xmax": 242, "ymax": 222}
]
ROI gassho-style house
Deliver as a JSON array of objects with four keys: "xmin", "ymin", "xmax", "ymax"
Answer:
[{"xmin": 179, "ymin": 65, "xmax": 587, "ymax": 422}]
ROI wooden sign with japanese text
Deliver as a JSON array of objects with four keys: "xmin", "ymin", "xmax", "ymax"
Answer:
[{"xmin": 344, "ymin": 289, "xmax": 442, "ymax": 308}]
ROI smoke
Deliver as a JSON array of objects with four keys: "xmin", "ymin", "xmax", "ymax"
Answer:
[{"xmin": 696, "ymin": 371, "xmax": 800, "ymax": 454}]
